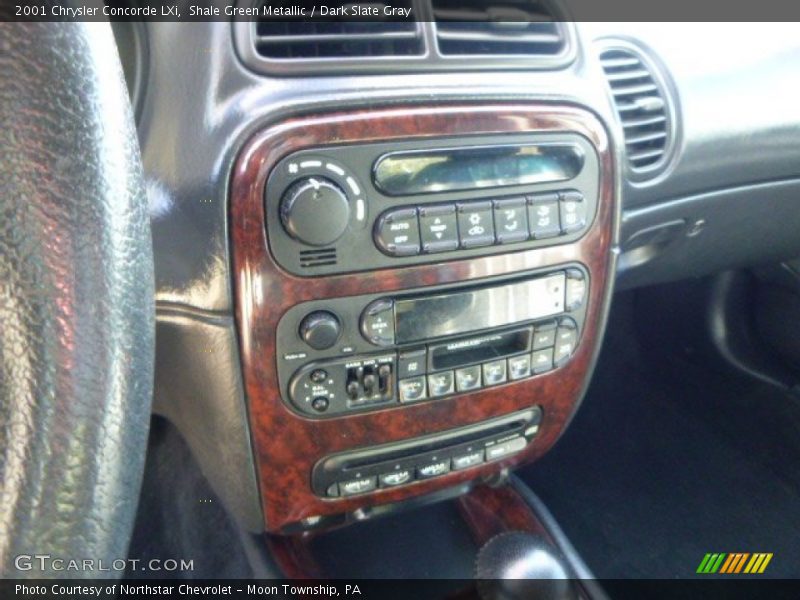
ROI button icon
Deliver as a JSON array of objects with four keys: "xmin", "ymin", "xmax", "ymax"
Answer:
[
  {"xmin": 457, "ymin": 202, "xmax": 495, "ymax": 248},
  {"xmin": 493, "ymin": 198, "xmax": 528, "ymax": 244}
]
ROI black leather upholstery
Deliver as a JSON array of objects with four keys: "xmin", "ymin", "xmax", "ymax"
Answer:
[{"xmin": 0, "ymin": 23, "xmax": 154, "ymax": 577}]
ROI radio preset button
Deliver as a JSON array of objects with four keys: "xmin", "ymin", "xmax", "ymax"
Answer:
[
  {"xmin": 554, "ymin": 318, "xmax": 579, "ymax": 365},
  {"xmin": 452, "ymin": 450, "xmax": 485, "ymax": 470},
  {"xmin": 361, "ymin": 300, "xmax": 395, "ymax": 346},
  {"xmin": 419, "ymin": 205, "xmax": 459, "ymax": 253},
  {"xmin": 493, "ymin": 198, "xmax": 529, "ymax": 244},
  {"xmin": 533, "ymin": 320, "xmax": 557, "ymax": 350},
  {"xmin": 427, "ymin": 371, "xmax": 455, "ymax": 397},
  {"xmin": 398, "ymin": 347, "xmax": 427, "ymax": 379},
  {"xmin": 374, "ymin": 208, "xmax": 421, "ymax": 256},
  {"xmin": 527, "ymin": 194, "xmax": 561, "ymax": 239},
  {"xmin": 565, "ymin": 269, "xmax": 587, "ymax": 310},
  {"xmin": 508, "ymin": 355, "xmax": 532, "ymax": 380},
  {"xmin": 455, "ymin": 365, "xmax": 482, "ymax": 392},
  {"xmin": 457, "ymin": 201, "xmax": 495, "ymax": 248},
  {"xmin": 482, "ymin": 360, "xmax": 507, "ymax": 386},
  {"xmin": 531, "ymin": 348, "xmax": 555, "ymax": 374},
  {"xmin": 379, "ymin": 470, "xmax": 413, "ymax": 488},
  {"xmin": 339, "ymin": 476, "xmax": 377, "ymax": 496},
  {"xmin": 399, "ymin": 376, "xmax": 427, "ymax": 403},
  {"xmin": 416, "ymin": 459, "xmax": 451, "ymax": 479},
  {"xmin": 560, "ymin": 190, "xmax": 587, "ymax": 234}
]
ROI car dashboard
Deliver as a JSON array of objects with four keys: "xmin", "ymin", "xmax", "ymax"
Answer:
[{"xmin": 121, "ymin": 18, "xmax": 800, "ymax": 534}]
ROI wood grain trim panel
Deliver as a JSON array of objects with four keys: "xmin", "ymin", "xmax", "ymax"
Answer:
[{"xmin": 230, "ymin": 104, "xmax": 616, "ymax": 532}]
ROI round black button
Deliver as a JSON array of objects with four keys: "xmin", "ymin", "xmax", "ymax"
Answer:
[
  {"xmin": 311, "ymin": 397, "xmax": 329, "ymax": 412},
  {"xmin": 280, "ymin": 176, "xmax": 350, "ymax": 247},
  {"xmin": 299, "ymin": 311, "xmax": 341, "ymax": 350},
  {"xmin": 310, "ymin": 369, "xmax": 328, "ymax": 383}
]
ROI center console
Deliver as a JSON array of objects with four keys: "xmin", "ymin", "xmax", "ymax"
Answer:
[{"xmin": 230, "ymin": 104, "xmax": 617, "ymax": 532}]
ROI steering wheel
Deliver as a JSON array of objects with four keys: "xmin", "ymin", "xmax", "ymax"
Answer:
[{"xmin": 0, "ymin": 23, "xmax": 154, "ymax": 576}]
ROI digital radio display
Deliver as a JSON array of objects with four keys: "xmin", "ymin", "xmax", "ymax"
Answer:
[{"xmin": 373, "ymin": 143, "xmax": 584, "ymax": 196}]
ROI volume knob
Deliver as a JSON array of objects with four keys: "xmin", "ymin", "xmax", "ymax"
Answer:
[
  {"xmin": 299, "ymin": 311, "xmax": 341, "ymax": 351},
  {"xmin": 280, "ymin": 177, "xmax": 350, "ymax": 247}
]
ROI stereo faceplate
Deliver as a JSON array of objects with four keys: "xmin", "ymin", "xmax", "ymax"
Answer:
[
  {"xmin": 277, "ymin": 265, "xmax": 589, "ymax": 418},
  {"xmin": 230, "ymin": 103, "xmax": 617, "ymax": 532}
]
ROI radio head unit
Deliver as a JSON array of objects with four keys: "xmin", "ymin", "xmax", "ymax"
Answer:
[
  {"xmin": 264, "ymin": 133, "xmax": 600, "ymax": 276},
  {"xmin": 276, "ymin": 266, "xmax": 589, "ymax": 418}
]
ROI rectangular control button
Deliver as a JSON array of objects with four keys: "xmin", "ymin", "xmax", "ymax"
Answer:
[
  {"xmin": 508, "ymin": 354, "xmax": 531, "ymax": 380},
  {"xmin": 493, "ymin": 198, "xmax": 529, "ymax": 244},
  {"xmin": 398, "ymin": 376, "xmax": 427, "ymax": 403},
  {"xmin": 339, "ymin": 476, "xmax": 377, "ymax": 496},
  {"xmin": 455, "ymin": 365, "xmax": 482, "ymax": 392},
  {"xmin": 398, "ymin": 347, "xmax": 427, "ymax": 379},
  {"xmin": 375, "ymin": 208, "xmax": 420, "ymax": 256},
  {"xmin": 361, "ymin": 299, "xmax": 395, "ymax": 346},
  {"xmin": 416, "ymin": 460, "xmax": 451, "ymax": 479},
  {"xmin": 560, "ymin": 191, "xmax": 587, "ymax": 234},
  {"xmin": 527, "ymin": 194, "xmax": 561, "ymax": 239},
  {"xmin": 565, "ymin": 269, "xmax": 587, "ymax": 311},
  {"xmin": 457, "ymin": 202, "xmax": 495, "ymax": 248},
  {"xmin": 427, "ymin": 370, "xmax": 455, "ymax": 397},
  {"xmin": 452, "ymin": 450, "xmax": 485, "ymax": 470},
  {"xmin": 379, "ymin": 469, "xmax": 413, "ymax": 488},
  {"xmin": 531, "ymin": 348, "xmax": 555, "ymax": 374},
  {"xmin": 482, "ymin": 360, "xmax": 507, "ymax": 386},
  {"xmin": 486, "ymin": 437, "xmax": 527, "ymax": 461},
  {"xmin": 533, "ymin": 321, "xmax": 557, "ymax": 350},
  {"xmin": 419, "ymin": 204, "xmax": 459, "ymax": 253},
  {"xmin": 554, "ymin": 319, "xmax": 578, "ymax": 366}
]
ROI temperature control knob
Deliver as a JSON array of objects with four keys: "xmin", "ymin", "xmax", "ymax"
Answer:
[
  {"xmin": 299, "ymin": 311, "xmax": 341, "ymax": 351},
  {"xmin": 280, "ymin": 177, "xmax": 349, "ymax": 247}
]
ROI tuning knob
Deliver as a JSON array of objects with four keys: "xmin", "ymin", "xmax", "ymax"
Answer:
[
  {"xmin": 299, "ymin": 311, "xmax": 341, "ymax": 351},
  {"xmin": 280, "ymin": 177, "xmax": 350, "ymax": 247}
]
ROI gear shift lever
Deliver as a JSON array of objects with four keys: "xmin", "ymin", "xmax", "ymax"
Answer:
[{"xmin": 475, "ymin": 532, "xmax": 580, "ymax": 600}]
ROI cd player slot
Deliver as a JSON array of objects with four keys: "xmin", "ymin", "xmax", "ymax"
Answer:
[
  {"xmin": 337, "ymin": 417, "xmax": 526, "ymax": 472},
  {"xmin": 312, "ymin": 408, "xmax": 542, "ymax": 497},
  {"xmin": 429, "ymin": 328, "xmax": 531, "ymax": 371}
]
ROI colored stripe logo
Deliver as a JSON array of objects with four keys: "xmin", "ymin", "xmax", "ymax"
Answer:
[{"xmin": 697, "ymin": 553, "xmax": 773, "ymax": 574}]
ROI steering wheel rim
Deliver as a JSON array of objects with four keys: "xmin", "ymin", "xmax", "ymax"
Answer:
[{"xmin": 0, "ymin": 22, "xmax": 154, "ymax": 577}]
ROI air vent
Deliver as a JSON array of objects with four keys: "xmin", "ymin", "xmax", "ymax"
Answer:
[
  {"xmin": 299, "ymin": 248, "xmax": 337, "ymax": 268},
  {"xmin": 432, "ymin": 0, "xmax": 567, "ymax": 56},
  {"xmin": 599, "ymin": 45, "xmax": 675, "ymax": 175},
  {"xmin": 234, "ymin": 1, "xmax": 576, "ymax": 74},
  {"xmin": 250, "ymin": 0, "xmax": 422, "ymax": 60}
]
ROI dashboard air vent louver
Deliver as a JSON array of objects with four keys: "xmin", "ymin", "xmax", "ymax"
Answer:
[
  {"xmin": 431, "ymin": 0, "xmax": 567, "ymax": 56},
  {"xmin": 599, "ymin": 45, "xmax": 674, "ymax": 175},
  {"xmin": 252, "ymin": 1, "xmax": 422, "ymax": 60}
]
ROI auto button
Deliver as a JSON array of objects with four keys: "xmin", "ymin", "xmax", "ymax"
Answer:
[{"xmin": 375, "ymin": 208, "xmax": 420, "ymax": 256}]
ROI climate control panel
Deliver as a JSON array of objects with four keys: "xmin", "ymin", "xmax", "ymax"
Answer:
[{"xmin": 264, "ymin": 133, "xmax": 600, "ymax": 276}]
